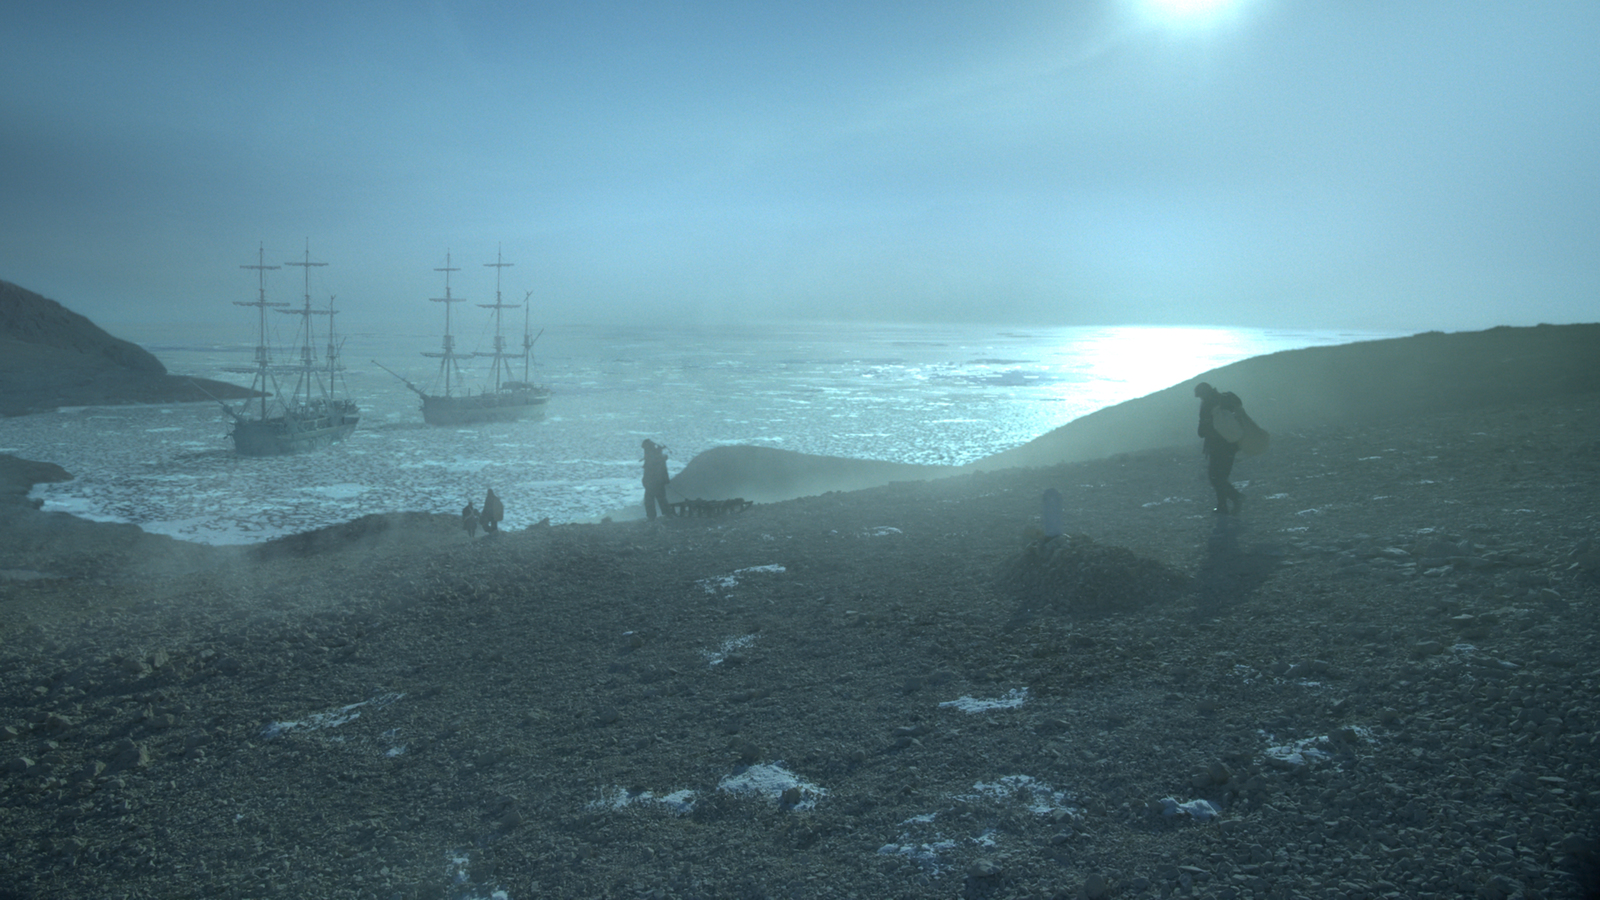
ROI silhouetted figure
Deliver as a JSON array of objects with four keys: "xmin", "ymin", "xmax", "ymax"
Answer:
[
  {"xmin": 481, "ymin": 488, "xmax": 504, "ymax": 533},
  {"xmin": 641, "ymin": 439, "xmax": 670, "ymax": 521},
  {"xmin": 462, "ymin": 500, "xmax": 479, "ymax": 538},
  {"xmin": 1195, "ymin": 382, "xmax": 1245, "ymax": 515}
]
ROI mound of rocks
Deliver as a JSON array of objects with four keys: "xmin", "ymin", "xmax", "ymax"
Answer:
[{"xmin": 1002, "ymin": 533, "xmax": 1191, "ymax": 616}]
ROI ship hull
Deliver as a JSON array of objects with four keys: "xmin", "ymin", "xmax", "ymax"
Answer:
[
  {"xmin": 420, "ymin": 388, "xmax": 549, "ymax": 426},
  {"xmin": 230, "ymin": 401, "xmax": 361, "ymax": 456}
]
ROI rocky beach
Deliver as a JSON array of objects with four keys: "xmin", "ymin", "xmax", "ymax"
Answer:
[{"xmin": 2, "ymin": 325, "xmax": 1599, "ymax": 899}]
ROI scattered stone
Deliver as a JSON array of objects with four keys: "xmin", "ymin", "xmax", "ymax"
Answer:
[{"xmin": 966, "ymin": 859, "xmax": 1001, "ymax": 879}]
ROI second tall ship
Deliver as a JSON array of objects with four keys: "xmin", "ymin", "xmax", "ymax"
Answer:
[{"xmin": 378, "ymin": 248, "xmax": 551, "ymax": 426}]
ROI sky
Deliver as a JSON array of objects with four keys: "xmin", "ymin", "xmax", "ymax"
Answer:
[{"xmin": 3, "ymin": 0, "xmax": 1597, "ymax": 333}]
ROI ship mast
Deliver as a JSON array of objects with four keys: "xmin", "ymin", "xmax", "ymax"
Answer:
[
  {"xmin": 233, "ymin": 243, "xmax": 285, "ymax": 419},
  {"xmin": 423, "ymin": 252, "xmax": 465, "ymax": 397},
  {"xmin": 324, "ymin": 294, "xmax": 342, "ymax": 388},
  {"xmin": 478, "ymin": 246, "xmax": 518, "ymax": 392},
  {"xmin": 522, "ymin": 290, "xmax": 535, "ymax": 383},
  {"xmin": 278, "ymin": 238, "xmax": 331, "ymax": 406}
]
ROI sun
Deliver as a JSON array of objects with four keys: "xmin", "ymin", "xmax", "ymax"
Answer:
[{"xmin": 1136, "ymin": 0, "xmax": 1246, "ymax": 28}]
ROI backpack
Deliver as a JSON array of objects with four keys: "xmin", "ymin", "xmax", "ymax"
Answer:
[
  {"xmin": 1211, "ymin": 406, "xmax": 1245, "ymax": 443},
  {"xmin": 1235, "ymin": 408, "xmax": 1270, "ymax": 456},
  {"xmin": 1212, "ymin": 398, "xmax": 1271, "ymax": 455}
]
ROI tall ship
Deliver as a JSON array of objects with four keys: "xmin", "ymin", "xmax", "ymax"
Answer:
[
  {"xmin": 378, "ymin": 248, "xmax": 550, "ymax": 426},
  {"xmin": 223, "ymin": 242, "xmax": 361, "ymax": 455}
]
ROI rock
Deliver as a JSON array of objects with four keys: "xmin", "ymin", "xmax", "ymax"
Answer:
[
  {"xmin": 72, "ymin": 760, "xmax": 106, "ymax": 783},
  {"xmin": 966, "ymin": 859, "xmax": 1001, "ymax": 879},
  {"xmin": 109, "ymin": 740, "xmax": 150, "ymax": 772},
  {"xmin": 41, "ymin": 713, "xmax": 74, "ymax": 733}
]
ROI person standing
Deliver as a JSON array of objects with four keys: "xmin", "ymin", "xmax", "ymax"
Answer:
[
  {"xmin": 481, "ymin": 488, "xmax": 504, "ymax": 532},
  {"xmin": 462, "ymin": 500, "xmax": 479, "ymax": 538},
  {"xmin": 1194, "ymin": 382, "xmax": 1245, "ymax": 515},
  {"xmin": 641, "ymin": 439, "xmax": 670, "ymax": 521}
]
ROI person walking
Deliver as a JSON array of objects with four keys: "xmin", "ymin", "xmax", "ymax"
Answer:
[
  {"xmin": 641, "ymin": 439, "xmax": 671, "ymax": 521},
  {"xmin": 1194, "ymin": 382, "xmax": 1245, "ymax": 515}
]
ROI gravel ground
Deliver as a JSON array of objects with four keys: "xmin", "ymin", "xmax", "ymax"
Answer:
[{"xmin": 2, "ymin": 392, "xmax": 1599, "ymax": 900}]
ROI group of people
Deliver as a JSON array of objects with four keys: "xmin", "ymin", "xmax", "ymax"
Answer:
[
  {"xmin": 459, "ymin": 389, "xmax": 1254, "ymax": 537},
  {"xmin": 461, "ymin": 488, "xmax": 504, "ymax": 538},
  {"xmin": 457, "ymin": 437, "xmax": 672, "ymax": 539}
]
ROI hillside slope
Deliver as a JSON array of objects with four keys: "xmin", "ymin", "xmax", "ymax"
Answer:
[
  {"xmin": 0, "ymin": 279, "xmax": 257, "ymax": 415},
  {"xmin": 665, "ymin": 324, "xmax": 1600, "ymax": 507}
]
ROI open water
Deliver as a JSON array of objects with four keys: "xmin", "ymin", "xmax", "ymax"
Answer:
[{"xmin": 0, "ymin": 321, "xmax": 1399, "ymax": 544}]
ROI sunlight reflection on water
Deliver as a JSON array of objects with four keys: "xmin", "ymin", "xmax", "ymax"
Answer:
[{"xmin": 1, "ymin": 321, "xmax": 1398, "ymax": 543}]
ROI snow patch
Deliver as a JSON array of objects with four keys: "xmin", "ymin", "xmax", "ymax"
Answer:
[
  {"xmin": 939, "ymin": 688, "xmax": 1028, "ymax": 713},
  {"xmin": 261, "ymin": 692, "xmax": 404, "ymax": 739}
]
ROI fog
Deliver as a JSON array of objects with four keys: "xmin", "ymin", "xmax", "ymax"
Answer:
[{"xmin": 4, "ymin": 1, "xmax": 1597, "ymax": 334}]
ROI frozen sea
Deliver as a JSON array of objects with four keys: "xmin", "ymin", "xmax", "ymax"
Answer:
[{"xmin": 0, "ymin": 321, "xmax": 1399, "ymax": 545}]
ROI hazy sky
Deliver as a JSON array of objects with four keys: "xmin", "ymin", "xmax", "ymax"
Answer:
[{"xmin": 3, "ymin": 0, "xmax": 1597, "ymax": 333}]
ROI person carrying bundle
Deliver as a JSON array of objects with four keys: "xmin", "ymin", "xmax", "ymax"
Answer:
[{"xmin": 1193, "ymin": 382, "xmax": 1267, "ymax": 515}]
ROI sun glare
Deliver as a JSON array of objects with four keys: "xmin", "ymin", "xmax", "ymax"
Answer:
[{"xmin": 1137, "ymin": 0, "xmax": 1245, "ymax": 28}]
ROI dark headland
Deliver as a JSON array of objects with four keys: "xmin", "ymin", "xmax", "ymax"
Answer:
[
  {"xmin": 0, "ymin": 279, "xmax": 256, "ymax": 417},
  {"xmin": 2, "ymin": 298, "xmax": 1598, "ymax": 898}
]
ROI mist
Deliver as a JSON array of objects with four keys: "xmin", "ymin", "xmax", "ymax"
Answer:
[{"xmin": 4, "ymin": 1, "xmax": 1598, "ymax": 333}]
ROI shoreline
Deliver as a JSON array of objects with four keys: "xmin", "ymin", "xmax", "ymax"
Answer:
[{"xmin": 5, "ymin": 322, "xmax": 1598, "ymax": 554}]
